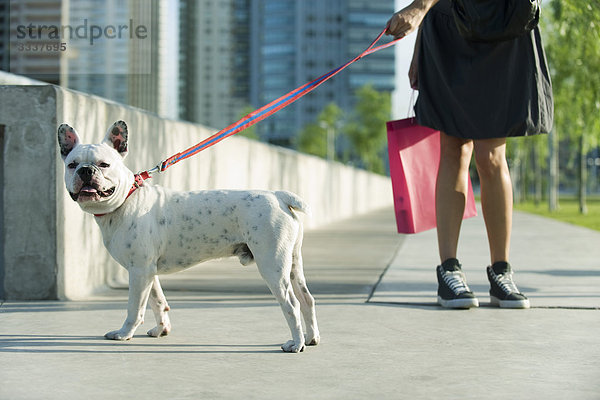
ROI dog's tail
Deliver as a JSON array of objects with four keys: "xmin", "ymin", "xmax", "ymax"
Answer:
[{"xmin": 275, "ymin": 190, "xmax": 311, "ymax": 218}]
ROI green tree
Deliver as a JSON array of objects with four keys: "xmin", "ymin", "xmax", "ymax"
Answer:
[
  {"xmin": 510, "ymin": 134, "xmax": 548, "ymax": 205},
  {"xmin": 544, "ymin": 0, "xmax": 600, "ymax": 214},
  {"xmin": 343, "ymin": 84, "xmax": 391, "ymax": 174},
  {"xmin": 298, "ymin": 103, "xmax": 343, "ymax": 159}
]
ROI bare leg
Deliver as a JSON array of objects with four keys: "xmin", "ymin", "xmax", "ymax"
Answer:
[
  {"xmin": 436, "ymin": 132, "xmax": 474, "ymax": 262},
  {"xmin": 473, "ymin": 138, "xmax": 512, "ymax": 264}
]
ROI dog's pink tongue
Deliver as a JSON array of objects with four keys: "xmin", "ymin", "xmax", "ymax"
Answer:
[{"xmin": 80, "ymin": 186, "xmax": 98, "ymax": 194}]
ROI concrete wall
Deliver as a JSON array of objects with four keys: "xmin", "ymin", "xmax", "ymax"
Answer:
[{"xmin": 0, "ymin": 84, "xmax": 393, "ymax": 300}]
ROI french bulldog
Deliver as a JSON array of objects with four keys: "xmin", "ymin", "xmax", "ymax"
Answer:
[{"xmin": 57, "ymin": 120, "xmax": 320, "ymax": 353}]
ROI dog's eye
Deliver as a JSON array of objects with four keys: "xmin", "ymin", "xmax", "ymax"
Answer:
[
  {"xmin": 67, "ymin": 162, "xmax": 78, "ymax": 169},
  {"xmin": 99, "ymin": 162, "xmax": 111, "ymax": 168}
]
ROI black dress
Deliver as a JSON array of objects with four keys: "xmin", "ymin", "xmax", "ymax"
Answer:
[{"xmin": 414, "ymin": 0, "xmax": 554, "ymax": 139}]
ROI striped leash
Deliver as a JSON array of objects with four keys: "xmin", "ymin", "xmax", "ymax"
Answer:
[{"xmin": 127, "ymin": 27, "xmax": 401, "ymax": 198}]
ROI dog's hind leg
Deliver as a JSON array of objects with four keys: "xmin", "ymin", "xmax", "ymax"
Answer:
[
  {"xmin": 147, "ymin": 275, "xmax": 172, "ymax": 337},
  {"xmin": 290, "ymin": 232, "xmax": 320, "ymax": 346},
  {"xmin": 275, "ymin": 284, "xmax": 306, "ymax": 353},
  {"xmin": 255, "ymin": 251, "xmax": 305, "ymax": 353}
]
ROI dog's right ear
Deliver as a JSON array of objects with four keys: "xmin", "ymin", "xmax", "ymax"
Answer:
[{"xmin": 57, "ymin": 124, "xmax": 81, "ymax": 159}]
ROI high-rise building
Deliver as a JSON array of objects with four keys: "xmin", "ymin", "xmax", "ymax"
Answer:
[
  {"xmin": 64, "ymin": 0, "xmax": 177, "ymax": 118},
  {"xmin": 127, "ymin": 0, "xmax": 179, "ymax": 119},
  {"xmin": 1, "ymin": 0, "xmax": 178, "ymax": 119},
  {"xmin": 249, "ymin": 0, "xmax": 345, "ymax": 147},
  {"xmin": 179, "ymin": 0, "xmax": 250, "ymax": 130},
  {"xmin": 231, "ymin": 0, "xmax": 251, "ymax": 111},
  {"xmin": 347, "ymin": 0, "xmax": 396, "ymax": 91},
  {"xmin": 249, "ymin": 0, "xmax": 395, "ymax": 147},
  {"xmin": 179, "ymin": 0, "xmax": 394, "ymax": 146},
  {"xmin": 176, "ymin": 0, "xmax": 397, "ymax": 148},
  {"xmin": 127, "ymin": 0, "xmax": 160, "ymax": 114},
  {"xmin": 0, "ymin": 0, "xmax": 10, "ymax": 72},
  {"xmin": 63, "ymin": 0, "xmax": 130, "ymax": 102},
  {"xmin": 3, "ymin": 0, "xmax": 63, "ymax": 84}
]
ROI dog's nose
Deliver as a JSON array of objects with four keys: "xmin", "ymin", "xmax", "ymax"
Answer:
[{"xmin": 77, "ymin": 166, "xmax": 95, "ymax": 183}]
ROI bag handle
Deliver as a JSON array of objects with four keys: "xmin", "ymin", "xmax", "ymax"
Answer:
[{"xmin": 406, "ymin": 90, "xmax": 417, "ymax": 119}]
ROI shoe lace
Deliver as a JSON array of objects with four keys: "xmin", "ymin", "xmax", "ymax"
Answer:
[
  {"xmin": 494, "ymin": 271, "xmax": 519, "ymax": 294},
  {"xmin": 442, "ymin": 270, "xmax": 471, "ymax": 294}
]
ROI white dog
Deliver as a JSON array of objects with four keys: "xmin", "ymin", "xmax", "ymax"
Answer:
[{"xmin": 57, "ymin": 121, "xmax": 319, "ymax": 353}]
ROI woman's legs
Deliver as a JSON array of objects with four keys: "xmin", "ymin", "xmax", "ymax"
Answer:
[
  {"xmin": 472, "ymin": 138, "xmax": 512, "ymax": 264},
  {"xmin": 436, "ymin": 134, "xmax": 527, "ymax": 308},
  {"xmin": 436, "ymin": 133, "xmax": 512, "ymax": 262},
  {"xmin": 436, "ymin": 132, "xmax": 473, "ymax": 263}
]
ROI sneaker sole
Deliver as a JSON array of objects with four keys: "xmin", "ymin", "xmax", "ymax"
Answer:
[
  {"xmin": 490, "ymin": 295, "xmax": 530, "ymax": 309},
  {"xmin": 437, "ymin": 296, "xmax": 479, "ymax": 309}
]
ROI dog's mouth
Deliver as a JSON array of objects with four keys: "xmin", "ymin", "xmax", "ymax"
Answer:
[{"xmin": 70, "ymin": 185, "xmax": 116, "ymax": 202}]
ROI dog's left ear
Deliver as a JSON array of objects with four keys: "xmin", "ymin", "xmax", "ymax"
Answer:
[{"xmin": 103, "ymin": 120, "xmax": 129, "ymax": 158}]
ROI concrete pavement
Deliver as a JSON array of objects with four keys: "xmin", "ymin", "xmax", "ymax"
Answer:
[
  {"xmin": 370, "ymin": 206, "xmax": 600, "ymax": 308},
  {"xmin": 1, "ymin": 207, "xmax": 599, "ymax": 400}
]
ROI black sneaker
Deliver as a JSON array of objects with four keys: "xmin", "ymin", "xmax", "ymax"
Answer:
[
  {"xmin": 487, "ymin": 262, "xmax": 530, "ymax": 309},
  {"xmin": 436, "ymin": 258, "xmax": 479, "ymax": 309}
]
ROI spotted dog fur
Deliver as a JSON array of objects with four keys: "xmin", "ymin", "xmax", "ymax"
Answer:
[{"xmin": 57, "ymin": 121, "xmax": 320, "ymax": 353}]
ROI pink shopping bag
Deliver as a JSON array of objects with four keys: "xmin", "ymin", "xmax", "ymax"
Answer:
[{"xmin": 387, "ymin": 118, "xmax": 477, "ymax": 234}]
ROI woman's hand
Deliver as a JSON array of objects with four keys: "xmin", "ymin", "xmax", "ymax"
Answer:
[{"xmin": 385, "ymin": 0, "xmax": 437, "ymax": 39}]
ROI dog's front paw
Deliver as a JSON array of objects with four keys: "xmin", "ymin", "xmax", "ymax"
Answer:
[
  {"xmin": 147, "ymin": 323, "xmax": 171, "ymax": 338},
  {"xmin": 104, "ymin": 329, "xmax": 134, "ymax": 341},
  {"xmin": 281, "ymin": 340, "xmax": 305, "ymax": 353}
]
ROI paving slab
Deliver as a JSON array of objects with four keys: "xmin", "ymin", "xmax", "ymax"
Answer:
[
  {"xmin": 1, "ymin": 207, "xmax": 599, "ymax": 400},
  {"xmin": 2, "ymin": 300, "xmax": 599, "ymax": 400},
  {"xmin": 369, "ymin": 206, "xmax": 600, "ymax": 309}
]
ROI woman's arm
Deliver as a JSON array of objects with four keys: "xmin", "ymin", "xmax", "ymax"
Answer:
[
  {"xmin": 408, "ymin": 25, "xmax": 423, "ymax": 89},
  {"xmin": 386, "ymin": 0, "xmax": 437, "ymax": 89},
  {"xmin": 385, "ymin": 0, "xmax": 439, "ymax": 39}
]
